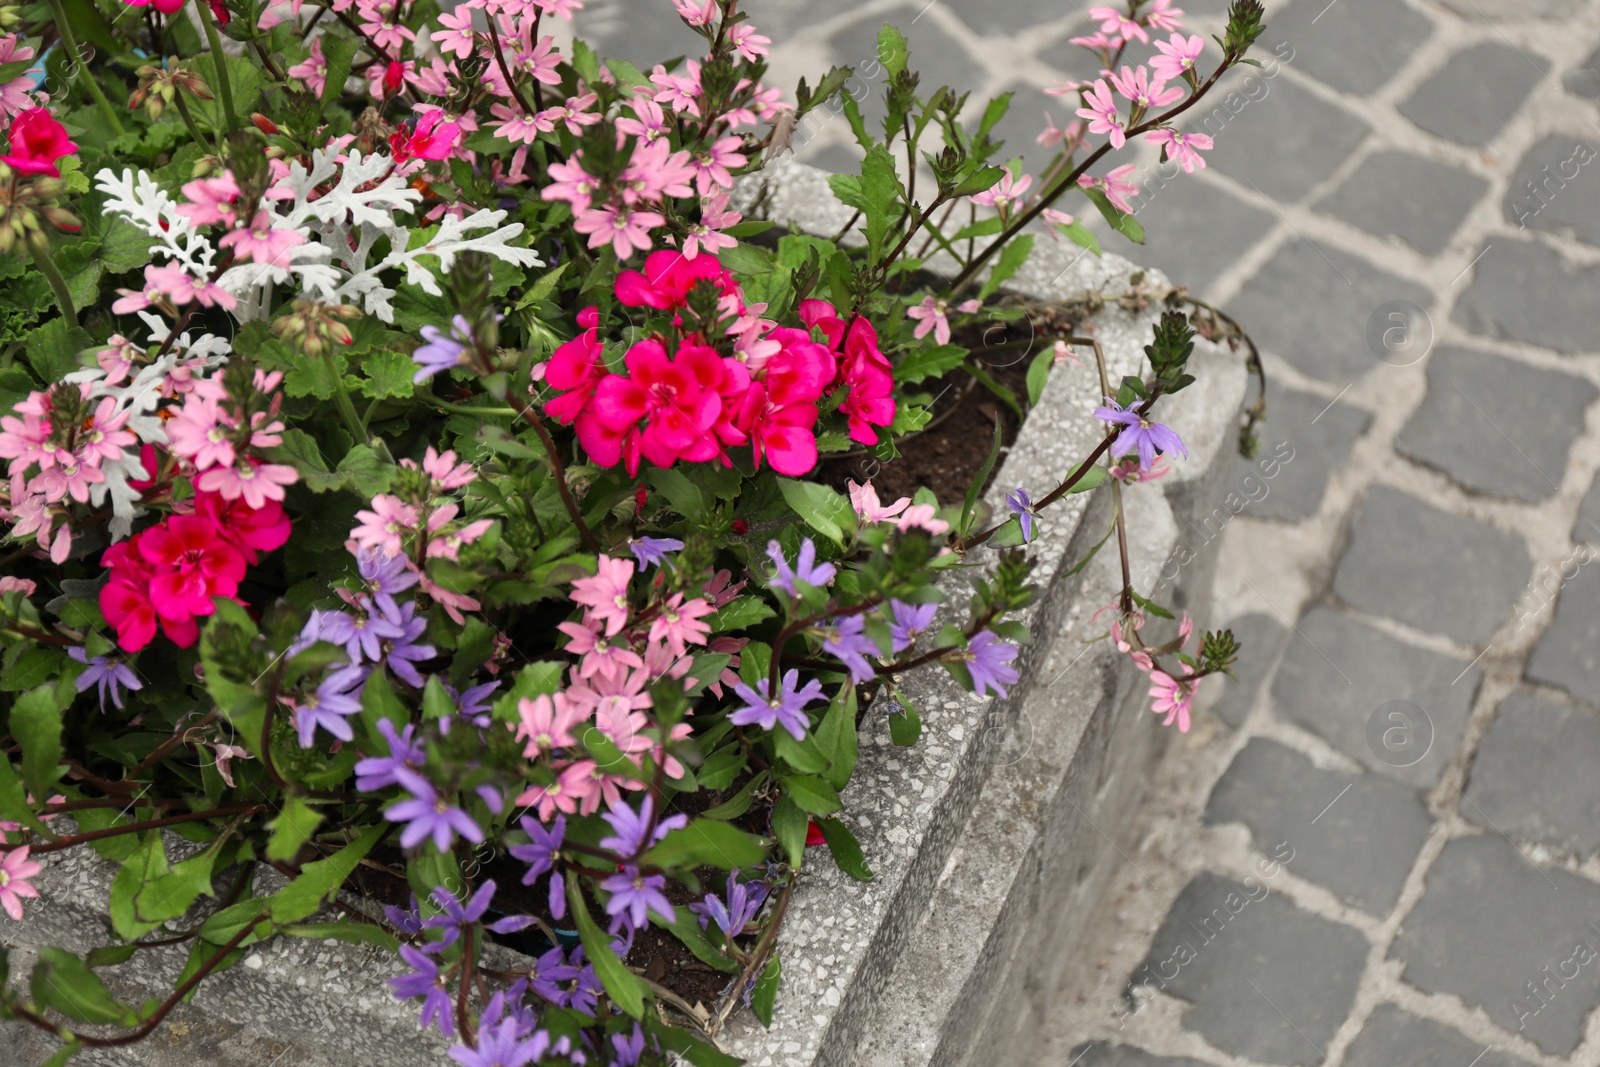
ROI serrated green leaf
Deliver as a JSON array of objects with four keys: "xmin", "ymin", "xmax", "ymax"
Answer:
[
  {"xmin": 269, "ymin": 823, "xmax": 385, "ymax": 925},
  {"xmin": 356, "ymin": 349, "xmax": 416, "ymax": 399},
  {"xmin": 707, "ymin": 596, "xmax": 775, "ymax": 633},
  {"xmin": 776, "ymin": 478, "xmax": 855, "ymax": 547},
  {"xmin": 893, "ymin": 343, "xmax": 967, "ymax": 385},
  {"xmin": 265, "ymin": 794, "xmax": 323, "ymax": 862},
  {"xmin": 31, "ymin": 949, "xmax": 140, "ymax": 1027},
  {"xmin": 877, "ymin": 24, "xmax": 908, "ymax": 78},
  {"xmin": 979, "ymin": 234, "xmax": 1034, "ymax": 301},
  {"xmin": 641, "ymin": 818, "xmax": 768, "ymax": 871},
  {"xmin": 1081, "ymin": 186, "xmax": 1146, "ymax": 244}
]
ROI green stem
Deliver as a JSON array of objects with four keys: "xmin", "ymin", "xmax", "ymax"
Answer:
[
  {"xmin": 27, "ymin": 234, "xmax": 75, "ymax": 323},
  {"xmin": 45, "ymin": 0, "xmax": 124, "ymax": 136},
  {"xmin": 198, "ymin": 0, "xmax": 240, "ymax": 134},
  {"xmin": 420, "ymin": 395, "xmax": 519, "ymax": 417},
  {"xmin": 171, "ymin": 93, "xmax": 218, "ymax": 157},
  {"xmin": 323, "ymin": 351, "xmax": 367, "ymax": 442}
]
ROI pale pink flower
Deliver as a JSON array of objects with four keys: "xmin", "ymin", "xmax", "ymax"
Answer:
[
  {"xmin": 1068, "ymin": 31, "xmax": 1122, "ymax": 52},
  {"xmin": 848, "ymin": 480, "xmax": 910, "ymax": 524},
  {"xmin": 1146, "ymin": 0, "xmax": 1185, "ymax": 32},
  {"xmin": 728, "ymin": 22, "xmax": 771, "ymax": 62},
  {"xmin": 165, "ymin": 394, "xmax": 232, "ymax": 470},
  {"xmin": 177, "ymin": 172, "xmax": 241, "ymax": 227},
  {"xmin": 1037, "ymin": 112, "xmax": 1083, "ymax": 149},
  {"xmin": 218, "ymin": 211, "xmax": 305, "ymax": 268},
  {"xmin": 905, "ymin": 296, "xmax": 981, "ymax": 347},
  {"xmin": 286, "ymin": 38, "xmax": 327, "ymax": 94},
  {"xmin": 1052, "ymin": 340, "xmax": 1082, "ymax": 367},
  {"xmin": 616, "ymin": 96, "xmax": 671, "ymax": 144},
  {"xmin": 536, "ymin": 93, "xmax": 600, "ymax": 136},
  {"xmin": 197, "ymin": 461, "xmax": 297, "ymax": 508},
  {"xmin": 350, "ymin": 494, "xmax": 418, "ymax": 558},
  {"xmin": 648, "ymin": 594, "xmax": 714, "ymax": 658},
  {"xmin": 1110, "ymin": 65, "xmax": 1183, "ymax": 110},
  {"xmin": 207, "ymin": 743, "xmax": 253, "ymax": 788},
  {"xmin": 1076, "ymin": 79, "xmax": 1126, "ymax": 150},
  {"xmin": 0, "ymin": 845, "xmax": 42, "ymax": 920},
  {"xmin": 431, "ymin": 7, "xmax": 477, "ymax": 59},
  {"xmin": 419, "ymin": 447, "xmax": 476, "ymax": 489},
  {"xmin": 1041, "ymin": 207, "xmax": 1077, "ymax": 230},
  {"xmin": 570, "ymin": 554, "xmax": 635, "ymax": 637},
  {"xmin": 680, "ymin": 194, "xmax": 741, "ymax": 259},
  {"xmin": 690, "ymin": 136, "xmax": 746, "ymax": 195},
  {"xmin": 1151, "ymin": 33, "xmax": 1205, "ymax": 84},
  {"xmin": 971, "ymin": 166, "xmax": 1032, "ymax": 211},
  {"xmin": 1147, "ymin": 127, "xmax": 1213, "ymax": 172},
  {"xmin": 896, "ymin": 503, "xmax": 950, "ymax": 536},
  {"xmin": 0, "ymin": 576, "xmax": 36, "ymax": 597},
  {"xmin": 573, "ymin": 203, "xmax": 664, "ymax": 258},
  {"xmin": 1079, "ymin": 164, "xmax": 1140, "ymax": 213},
  {"xmin": 650, "ymin": 60, "xmax": 702, "ymax": 116},
  {"xmin": 672, "ymin": 0, "xmax": 716, "ymax": 26},
  {"xmin": 1149, "ymin": 669, "xmax": 1197, "ymax": 732},
  {"xmin": 1088, "ymin": 5, "xmax": 1148, "ymax": 43},
  {"xmin": 514, "ymin": 768, "xmax": 585, "ymax": 822},
  {"xmin": 515, "ymin": 693, "xmax": 583, "ymax": 757}
]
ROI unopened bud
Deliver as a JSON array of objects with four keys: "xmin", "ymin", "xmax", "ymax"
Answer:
[{"xmin": 251, "ymin": 112, "xmax": 280, "ymax": 135}]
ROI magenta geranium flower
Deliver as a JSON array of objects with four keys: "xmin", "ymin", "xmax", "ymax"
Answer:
[{"xmin": 1, "ymin": 107, "xmax": 77, "ymax": 177}]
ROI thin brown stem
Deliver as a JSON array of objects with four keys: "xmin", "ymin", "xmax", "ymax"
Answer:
[{"xmin": 515, "ymin": 400, "xmax": 599, "ymax": 553}]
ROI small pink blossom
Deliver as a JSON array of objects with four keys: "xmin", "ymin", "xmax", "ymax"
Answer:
[
  {"xmin": 573, "ymin": 204, "xmax": 664, "ymax": 259},
  {"xmin": 1079, "ymin": 164, "xmax": 1140, "ymax": 214},
  {"xmin": 848, "ymin": 480, "xmax": 910, "ymax": 524},
  {"xmin": 1149, "ymin": 669, "xmax": 1197, "ymax": 732},
  {"xmin": 218, "ymin": 211, "xmax": 305, "ymax": 268},
  {"xmin": 570, "ymin": 554, "xmax": 635, "ymax": 637},
  {"xmin": 0, "ymin": 845, "xmax": 42, "ymax": 920},
  {"xmin": 971, "ymin": 166, "xmax": 1032, "ymax": 211},
  {"xmin": 905, "ymin": 296, "xmax": 981, "ymax": 347},
  {"xmin": 1088, "ymin": 5, "xmax": 1149, "ymax": 43},
  {"xmin": 895, "ymin": 503, "xmax": 949, "ymax": 536},
  {"xmin": 1151, "ymin": 33, "xmax": 1205, "ymax": 84},
  {"xmin": 1109, "ymin": 65, "xmax": 1183, "ymax": 110},
  {"xmin": 1052, "ymin": 339, "xmax": 1083, "ymax": 367},
  {"xmin": 648, "ymin": 594, "xmax": 714, "ymax": 658},
  {"xmin": 515, "ymin": 693, "xmax": 582, "ymax": 757},
  {"xmin": 197, "ymin": 461, "xmax": 298, "ymax": 509},
  {"xmin": 1147, "ymin": 127, "xmax": 1213, "ymax": 173},
  {"xmin": 350, "ymin": 495, "xmax": 418, "ymax": 558},
  {"xmin": 1146, "ymin": 0, "xmax": 1185, "ymax": 32},
  {"xmin": 1076, "ymin": 79, "xmax": 1126, "ymax": 150}
]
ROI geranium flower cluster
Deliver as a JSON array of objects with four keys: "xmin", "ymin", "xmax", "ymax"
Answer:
[
  {"xmin": 100, "ymin": 490, "xmax": 290, "ymax": 652},
  {"xmin": 541, "ymin": 250, "xmax": 896, "ymax": 478}
]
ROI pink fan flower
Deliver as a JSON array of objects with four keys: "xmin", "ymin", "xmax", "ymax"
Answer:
[
  {"xmin": 1079, "ymin": 164, "xmax": 1140, "ymax": 213},
  {"xmin": 848, "ymin": 480, "xmax": 910, "ymax": 524},
  {"xmin": 895, "ymin": 504, "xmax": 949, "ymax": 536},
  {"xmin": 1146, "ymin": 0, "xmax": 1185, "ymax": 31},
  {"xmin": 350, "ymin": 495, "xmax": 418, "ymax": 558},
  {"xmin": 1088, "ymin": 5, "xmax": 1148, "ymax": 43},
  {"xmin": 971, "ymin": 166, "xmax": 1032, "ymax": 211},
  {"xmin": 1147, "ymin": 128, "xmax": 1213, "ymax": 173},
  {"xmin": 573, "ymin": 203, "xmax": 664, "ymax": 258},
  {"xmin": 570, "ymin": 554, "xmax": 635, "ymax": 637},
  {"xmin": 1075, "ymin": 79, "xmax": 1126, "ymax": 150},
  {"xmin": 681, "ymin": 193, "xmax": 741, "ymax": 260},
  {"xmin": 515, "ymin": 693, "xmax": 582, "ymax": 757},
  {"xmin": 728, "ymin": 22, "xmax": 771, "ymax": 62},
  {"xmin": 905, "ymin": 296, "xmax": 981, "ymax": 347},
  {"xmin": 648, "ymin": 594, "xmax": 714, "ymax": 658},
  {"xmin": 1151, "ymin": 33, "xmax": 1205, "ymax": 84},
  {"xmin": 0, "ymin": 845, "xmax": 42, "ymax": 920},
  {"xmin": 1149, "ymin": 669, "xmax": 1197, "ymax": 732},
  {"xmin": 177, "ymin": 172, "xmax": 241, "ymax": 227},
  {"xmin": 1109, "ymin": 65, "xmax": 1183, "ymax": 110},
  {"xmin": 197, "ymin": 460, "xmax": 298, "ymax": 509},
  {"xmin": 431, "ymin": 7, "xmax": 477, "ymax": 59},
  {"xmin": 218, "ymin": 211, "xmax": 305, "ymax": 268},
  {"xmin": 287, "ymin": 38, "xmax": 328, "ymax": 95}
]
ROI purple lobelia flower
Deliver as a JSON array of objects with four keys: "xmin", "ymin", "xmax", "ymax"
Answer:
[
  {"xmin": 567, "ymin": 959, "xmax": 604, "ymax": 1016},
  {"xmin": 600, "ymin": 864, "xmax": 676, "ymax": 934},
  {"xmin": 427, "ymin": 880, "xmax": 535, "ymax": 945},
  {"xmin": 354, "ymin": 719, "xmax": 426, "ymax": 793},
  {"xmin": 437, "ymin": 679, "xmax": 500, "ymax": 734},
  {"xmin": 1006, "ymin": 487, "xmax": 1035, "ymax": 543},
  {"xmin": 728, "ymin": 669, "xmax": 826, "ymax": 741},
  {"xmin": 294, "ymin": 665, "xmax": 368, "ymax": 748},
  {"xmin": 818, "ymin": 614, "xmax": 879, "ymax": 683},
  {"xmin": 627, "ymin": 536, "xmax": 684, "ymax": 570},
  {"xmin": 411, "ymin": 315, "xmax": 475, "ymax": 383},
  {"xmin": 526, "ymin": 944, "xmax": 579, "ymax": 1006},
  {"xmin": 888, "ymin": 600, "xmax": 938, "ymax": 654},
  {"xmin": 448, "ymin": 1021, "xmax": 543, "ymax": 1067},
  {"xmin": 68, "ymin": 648, "xmax": 142, "ymax": 710},
  {"xmin": 1093, "ymin": 397, "xmax": 1189, "ymax": 471},
  {"xmin": 690, "ymin": 872, "xmax": 769, "ymax": 936},
  {"xmin": 598, "ymin": 795, "xmax": 686, "ymax": 859},
  {"xmin": 509, "ymin": 814, "xmax": 567, "ymax": 918},
  {"xmin": 388, "ymin": 943, "xmax": 453, "ymax": 1037},
  {"xmin": 963, "ymin": 630, "xmax": 1020, "ymax": 698},
  {"xmin": 385, "ymin": 767, "xmax": 484, "ymax": 851},
  {"xmin": 384, "ymin": 893, "xmax": 425, "ymax": 938},
  {"xmin": 611, "ymin": 1025, "xmax": 646, "ymax": 1067},
  {"xmin": 376, "ymin": 600, "xmax": 436, "ymax": 687},
  {"xmin": 766, "ymin": 538, "xmax": 836, "ymax": 596},
  {"xmin": 356, "ymin": 546, "xmax": 420, "ymax": 619}
]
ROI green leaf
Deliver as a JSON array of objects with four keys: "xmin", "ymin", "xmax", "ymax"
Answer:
[
  {"xmin": 569, "ymin": 877, "xmax": 647, "ymax": 1018},
  {"xmin": 772, "ymin": 729, "xmax": 828, "ymax": 775},
  {"xmin": 269, "ymin": 429, "xmax": 339, "ymax": 492},
  {"xmin": 828, "ymin": 145, "xmax": 903, "ymax": 260},
  {"xmin": 701, "ymin": 771, "xmax": 766, "ymax": 820},
  {"xmin": 642, "ymin": 818, "xmax": 768, "ymax": 871},
  {"xmin": 1069, "ymin": 465, "xmax": 1108, "ymax": 494},
  {"xmin": 695, "ymin": 747, "xmax": 746, "ymax": 792},
  {"xmin": 265, "ymin": 794, "xmax": 323, "ymax": 862},
  {"xmin": 770, "ymin": 795, "xmax": 809, "ymax": 868},
  {"xmin": 877, "ymin": 24, "xmax": 909, "ymax": 78},
  {"xmin": 109, "ymin": 833, "xmax": 168, "ymax": 941},
  {"xmin": 888, "ymin": 693, "xmax": 922, "ymax": 746},
  {"xmin": 708, "ymin": 596, "xmax": 775, "ymax": 633},
  {"xmin": 979, "ymin": 234, "xmax": 1034, "ymax": 301},
  {"xmin": 645, "ymin": 466, "xmax": 706, "ymax": 522},
  {"xmin": 11, "ymin": 684, "xmax": 64, "ymax": 802},
  {"xmin": 1081, "ymin": 186, "xmax": 1146, "ymax": 245},
  {"xmin": 814, "ymin": 687, "xmax": 858, "ymax": 791},
  {"xmin": 816, "ymin": 818, "xmax": 874, "ymax": 882},
  {"xmin": 1058, "ymin": 219, "xmax": 1102, "ymax": 256},
  {"xmin": 952, "ymin": 165, "xmax": 1006, "ymax": 198},
  {"xmin": 652, "ymin": 907, "xmax": 739, "ymax": 973},
  {"xmin": 279, "ymin": 919, "xmax": 399, "ymax": 954},
  {"xmin": 893, "ymin": 343, "xmax": 968, "ymax": 385},
  {"xmin": 1026, "ymin": 347, "xmax": 1054, "ymax": 407},
  {"xmin": 780, "ymin": 774, "xmax": 841, "ymax": 816},
  {"xmin": 356, "ymin": 350, "xmax": 416, "ymax": 399},
  {"xmin": 776, "ymin": 478, "xmax": 856, "ymax": 548},
  {"xmin": 961, "ymin": 418, "xmax": 1004, "ymax": 536},
  {"xmin": 336, "ymin": 444, "xmax": 394, "ymax": 497},
  {"xmin": 317, "ymin": 35, "xmax": 359, "ymax": 116},
  {"xmin": 21, "ymin": 318, "xmax": 92, "ymax": 382},
  {"xmin": 31, "ymin": 949, "xmax": 139, "ymax": 1027},
  {"xmin": 269, "ymin": 823, "xmax": 385, "ymax": 925},
  {"xmin": 751, "ymin": 953, "xmax": 782, "ymax": 1027}
]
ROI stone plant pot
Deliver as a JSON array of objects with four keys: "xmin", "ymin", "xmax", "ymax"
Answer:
[{"xmin": 0, "ymin": 161, "xmax": 1246, "ymax": 1067}]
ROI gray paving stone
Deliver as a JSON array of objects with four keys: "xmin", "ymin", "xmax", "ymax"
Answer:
[
  {"xmin": 1333, "ymin": 485, "xmax": 1530, "ymax": 645},
  {"xmin": 1205, "ymin": 738, "xmax": 1431, "ymax": 915},
  {"xmin": 1224, "ymin": 380, "xmax": 1369, "ymax": 522},
  {"xmin": 1069, "ymin": 1045, "xmax": 1213, "ymax": 1067},
  {"xmin": 1400, "ymin": 43, "xmax": 1547, "ymax": 146},
  {"xmin": 1260, "ymin": 0, "xmax": 1434, "ymax": 97},
  {"xmin": 827, "ymin": 5, "xmax": 983, "ymax": 127},
  {"xmin": 1453, "ymin": 238, "xmax": 1600, "ymax": 355},
  {"xmin": 1396, "ymin": 346, "xmax": 1595, "ymax": 502},
  {"xmin": 1527, "ymin": 562, "xmax": 1600, "ymax": 703},
  {"xmin": 1504, "ymin": 132, "xmax": 1600, "ymax": 245},
  {"xmin": 1465, "ymin": 689, "xmax": 1600, "ymax": 858},
  {"xmin": 1567, "ymin": 43, "xmax": 1600, "ymax": 99},
  {"xmin": 1125, "ymin": 174, "xmax": 1276, "ymax": 292},
  {"xmin": 1342, "ymin": 1004, "xmax": 1534, "ymax": 1067},
  {"xmin": 1270, "ymin": 607, "xmax": 1481, "ymax": 789},
  {"xmin": 1574, "ymin": 472, "xmax": 1600, "ymax": 543},
  {"xmin": 1132, "ymin": 870, "xmax": 1368, "ymax": 1065},
  {"xmin": 1228, "ymin": 240, "xmax": 1435, "ymax": 382},
  {"xmin": 1209, "ymin": 613, "xmax": 1287, "ymax": 727},
  {"xmin": 1316, "ymin": 150, "xmax": 1487, "ymax": 255},
  {"xmin": 1203, "ymin": 75, "xmax": 1371, "ymax": 202},
  {"xmin": 1437, "ymin": 0, "xmax": 1582, "ymax": 18},
  {"xmin": 946, "ymin": 2, "xmax": 1081, "ymax": 37},
  {"xmin": 988, "ymin": 80, "xmax": 1097, "ymax": 178},
  {"xmin": 1390, "ymin": 834, "xmax": 1600, "ymax": 1056}
]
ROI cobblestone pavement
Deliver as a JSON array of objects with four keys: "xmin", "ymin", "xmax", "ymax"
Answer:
[{"xmin": 583, "ymin": 1, "xmax": 1600, "ymax": 1063}]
